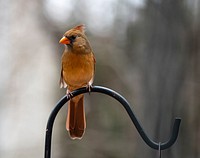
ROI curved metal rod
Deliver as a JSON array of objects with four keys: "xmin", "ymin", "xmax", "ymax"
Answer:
[{"xmin": 45, "ymin": 86, "xmax": 181, "ymax": 158}]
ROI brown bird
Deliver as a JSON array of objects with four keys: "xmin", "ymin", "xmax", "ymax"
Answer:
[{"xmin": 59, "ymin": 24, "xmax": 95, "ymax": 139}]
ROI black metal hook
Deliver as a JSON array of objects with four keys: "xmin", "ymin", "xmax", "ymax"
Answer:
[{"xmin": 44, "ymin": 86, "xmax": 181, "ymax": 158}]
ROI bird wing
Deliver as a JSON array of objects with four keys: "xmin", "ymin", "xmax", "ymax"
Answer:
[
  {"xmin": 88, "ymin": 52, "xmax": 96, "ymax": 86},
  {"xmin": 60, "ymin": 66, "xmax": 67, "ymax": 88}
]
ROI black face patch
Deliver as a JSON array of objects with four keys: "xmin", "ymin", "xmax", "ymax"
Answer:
[{"xmin": 67, "ymin": 35, "xmax": 77, "ymax": 43}]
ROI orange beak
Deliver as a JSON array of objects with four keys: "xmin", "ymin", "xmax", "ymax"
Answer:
[{"xmin": 59, "ymin": 36, "xmax": 70, "ymax": 44}]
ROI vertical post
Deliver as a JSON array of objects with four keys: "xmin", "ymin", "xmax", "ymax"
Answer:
[{"xmin": 45, "ymin": 95, "xmax": 69, "ymax": 158}]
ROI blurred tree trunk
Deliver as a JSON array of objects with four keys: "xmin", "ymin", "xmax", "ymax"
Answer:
[
  {"xmin": 132, "ymin": 0, "xmax": 191, "ymax": 157},
  {"xmin": 187, "ymin": 0, "xmax": 200, "ymax": 157}
]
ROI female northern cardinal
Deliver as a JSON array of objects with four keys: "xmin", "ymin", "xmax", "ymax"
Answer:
[{"xmin": 59, "ymin": 24, "xmax": 95, "ymax": 139}]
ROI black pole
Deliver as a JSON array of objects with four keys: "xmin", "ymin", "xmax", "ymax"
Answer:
[{"xmin": 45, "ymin": 86, "xmax": 181, "ymax": 158}]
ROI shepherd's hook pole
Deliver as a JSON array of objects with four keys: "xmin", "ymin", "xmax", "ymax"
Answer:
[{"xmin": 44, "ymin": 86, "xmax": 181, "ymax": 158}]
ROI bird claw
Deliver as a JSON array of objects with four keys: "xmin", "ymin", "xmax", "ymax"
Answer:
[
  {"xmin": 87, "ymin": 84, "xmax": 93, "ymax": 94},
  {"xmin": 66, "ymin": 90, "xmax": 73, "ymax": 99}
]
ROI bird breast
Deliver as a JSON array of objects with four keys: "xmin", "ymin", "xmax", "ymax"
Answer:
[{"xmin": 62, "ymin": 51, "xmax": 94, "ymax": 89}]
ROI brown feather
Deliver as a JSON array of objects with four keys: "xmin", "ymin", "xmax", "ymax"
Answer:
[{"xmin": 59, "ymin": 24, "xmax": 95, "ymax": 139}]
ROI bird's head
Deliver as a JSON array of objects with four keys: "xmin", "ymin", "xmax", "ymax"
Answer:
[{"xmin": 59, "ymin": 24, "xmax": 91, "ymax": 54}]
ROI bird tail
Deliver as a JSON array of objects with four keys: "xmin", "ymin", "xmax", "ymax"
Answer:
[{"xmin": 66, "ymin": 94, "xmax": 86, "ymax": 139}]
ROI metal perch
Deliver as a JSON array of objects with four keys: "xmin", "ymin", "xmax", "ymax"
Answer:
[{"xmin": 44, "ymin": 86, "xmax": 181, "ymax": 158}]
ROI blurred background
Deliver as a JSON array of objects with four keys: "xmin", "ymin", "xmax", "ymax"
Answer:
[{"xmin": 0, "ymin": 0, "xmax": 199, "ymax": 157}]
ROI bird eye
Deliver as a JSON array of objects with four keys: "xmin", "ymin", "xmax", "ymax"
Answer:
[{"xmin": 70, "ymin": 35, "xmax": 76, "ymax": 40}]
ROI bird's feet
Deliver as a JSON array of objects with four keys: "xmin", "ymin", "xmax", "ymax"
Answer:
[
  {"xmin": 66, "ymin": 89, "xmax": 73, "ymax": 99},
  {"xmin": 86, "ymin": 84, "xmax": 93, "ymax": 94}
]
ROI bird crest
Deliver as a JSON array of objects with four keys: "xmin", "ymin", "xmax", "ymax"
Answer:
[{"xmin": 73, "ymin": 24, "xmax": 85, "ymax": 33}]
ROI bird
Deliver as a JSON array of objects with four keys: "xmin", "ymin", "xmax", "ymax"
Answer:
[{"xmin": 59, "ymin": 24, "xmax": 95, "ymax": 139}]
